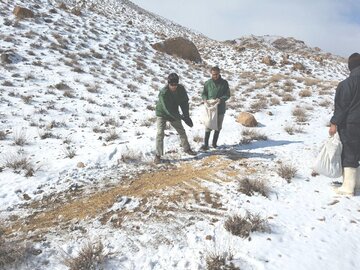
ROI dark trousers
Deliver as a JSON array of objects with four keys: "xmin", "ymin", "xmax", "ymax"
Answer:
[{"xmin": 338, "ymin": 123, "xmax": 360, "ymax": 168}]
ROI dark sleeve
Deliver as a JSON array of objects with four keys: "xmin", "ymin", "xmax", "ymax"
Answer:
[
  {"xmin": 179, "ymin": 86, "xmax": 190, "ymax": 118},
  {"xmin": 330, "ymin": 81, "xmax": 352, "ymax": 126},
  {"xmin": 180, "ymin": 102, "xmax": 190, "ymax": 118}
]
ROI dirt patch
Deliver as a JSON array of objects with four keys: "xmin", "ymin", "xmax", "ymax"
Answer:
[{"xmin": 5, "ymin": 153, "xmax": 245, "ymax": 238}]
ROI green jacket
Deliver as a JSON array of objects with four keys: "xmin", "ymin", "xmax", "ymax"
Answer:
[
  {"xmin": 155, "ymin": 84, "xmax": 190, "ymax": 121},
  {"xmin": 202, "ymin": 76, "xmax": 230, "ymax": 114}
]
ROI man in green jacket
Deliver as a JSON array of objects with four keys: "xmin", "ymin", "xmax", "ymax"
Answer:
[
  {"xmin": 200, "ymin": 66, "xmax": 230, "ymax": 150},
  {"xmin": 155, "ymin": 73, "xmax": 196, "ymax": 164}
]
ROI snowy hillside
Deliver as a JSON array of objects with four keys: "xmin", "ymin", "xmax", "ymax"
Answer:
[{"xmin": 1, "ymin": 0, "xmax": 359, "ymax": 270}]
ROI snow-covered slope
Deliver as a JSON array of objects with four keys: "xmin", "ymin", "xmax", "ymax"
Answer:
[{"xmin": 1, "ymin": 1, "xmax": 359, "ymax": 270}]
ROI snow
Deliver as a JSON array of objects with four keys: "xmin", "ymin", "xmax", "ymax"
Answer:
[{"xmin": 0, "ymin": 0, "xmax": 359, "ymax": 269}]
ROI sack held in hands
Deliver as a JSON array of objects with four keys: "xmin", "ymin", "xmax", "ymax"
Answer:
[{"xmin": 313, "ymin": 133, "xmax": 342, "ymax": 178}]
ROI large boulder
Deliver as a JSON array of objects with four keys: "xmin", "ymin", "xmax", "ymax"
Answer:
[
  {"xmin": 13, "ymin": 6, "xmax": 35, "ymax": 19},
  {"xmin": 152, "ymin": 37, "xmax": 202, "ymax": 63},
  {"xmin": 236, "ymin": 112, "xmax": 258, "ymax": 127}
]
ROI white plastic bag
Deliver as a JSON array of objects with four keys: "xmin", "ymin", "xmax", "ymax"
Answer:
[
  {"xmin": 313, "ymin": 133, "xmax": 342, "ymax": 178},
  {"xmin": 203, "ymin": 99, "xmax": 219, "ymax": 130}
]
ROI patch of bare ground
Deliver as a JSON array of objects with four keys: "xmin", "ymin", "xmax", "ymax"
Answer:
[{"xmin": 4, "ymin": 153, "xmax": 249, "ymax": 240}]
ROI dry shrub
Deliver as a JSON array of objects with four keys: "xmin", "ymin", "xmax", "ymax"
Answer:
[
  {"xmin": 63, "ymin": 241, "xmax": 107, "ymax": 270},
  {"xmin": 206, "ymin": 252, "xmax": 239, "ymax": 270},
  {"xmin": 277, "ymin": 163, "xmax": 297, "ymax": 182},
  {"xmin": 238, "ymin": 177, "xmax": 270, "ymax": 198},
  {"xmin": 55, "ymin": 82, "xmax": 71, "ymax": 90},
  {"xmin": 250, "ymin": 99, "xmax": 268, "ymax": 112},
  {"xmin": 282, "ymin": 93, "xmax": 295, "ymax": 102},
  {"xmin": 63, "ymin": 90, "xmax": 75, "ymax": 98},
  {"xmin": 303, "ymin": 78, "xmax": 320, "ymax": 86},
  {"xmin": 270, "ymin": 97, "xmax": 280, "ymax": 106},
  {"xmin": 292, "ymin": 107, "xmax": 308, "ymax": 122},
  {"xmin": 319, "ymin": 100, "xmax": 332, "ymax": 107},
  {"xmin": 103, "ymin": 117, "xmax": 119, "ymax": 127},
  {"xmin": 0, "ymin": 131, "xmax": 6, "ymax": 140},
  {"xmin": 292, "ymin": 107, "xmax": 306, "ymax": 117},
  {"xmin": 0, "ymin": 232, "xmax": 30, "ymax": 269},
  {"xmin": 120, "ymin": 149, "xmax": 142, "ymax": 163},
  {"xmin": 13, "ymin": 129, "xmax": 28, "ymax": 146},
  {"xmin": 269, "ymin": 74, "xmax": 284, "ymax": 83},
  {"xmin": 63, "ymin": 146, "xmax": 76, "ymax": 159},
  {"xmin": 105, "ymin": 129, "xmax": 119, "ymax": 142},
  {"xmin": 224, "ymin": 212, "xmax": 271, "ymax": 238},
  {"xmin": 284, "ymin": 125, "xmax": 304, "ymax": 135},
  {"xmin": 240, "ymin": 129, "xmax": 267, "ymax": 144},
  {"xmin": 21, "ymin": 95, "xmax": 33, "ymax": 104},
  {"xmin": 3, "ymin": 154, "xmax": 34, "ymax": 177},
  {"xmin": 318, "ymin": 90, "xmax": 332, "ymax": 96},
  {"xmin": 299, "ymin": 88, "xmax": 312, "ymax": 97}
]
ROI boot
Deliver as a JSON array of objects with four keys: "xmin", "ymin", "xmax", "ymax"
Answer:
[
  {"xmin": 154, "ymin": 155, "xmax": 161, "ymax": 164},
  {"xmin": 355, "ymin": 167, "xmax": 360, "ymax": 194},
  {"xmin": 212, "ymin": 130, "xmax": 220, "ymax": 148},
  {"xmin": 200, "ymin": 131, "xmax": 211, "ymax": 150},
  {"xmin": 334, "ymin": 167, "xmax": 357, "ymax": 196}
]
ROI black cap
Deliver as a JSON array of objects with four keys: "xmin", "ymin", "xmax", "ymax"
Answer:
[
  {"xmin": 168, "ymin": 73, "xmax": 179, "ymax": 84},
  {"xmin": 348, "ymin": 53, "xmax": 360, "ymax": 71}
]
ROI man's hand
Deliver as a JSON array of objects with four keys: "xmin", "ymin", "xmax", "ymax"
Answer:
[{"xmin": 329, "ymin": 123, "xmax": 337, "ymax": 136}]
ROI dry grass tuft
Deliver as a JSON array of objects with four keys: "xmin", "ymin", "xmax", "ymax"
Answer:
[
  {"xmin": 250, "ymin": 99, "xmax": 268, "ymax": 112},
  {"xmin": 277, "ymin": 163, "xmax": 297, "ymax": 182},
  {"xmin": 284, "ymin": 125, "xmax": 304, "ymax": 135},
  {"xmin": 240, "ymin": 129, "xmax": 267, "ymax": 144},
  {"xmin": 105, "ymin": 130, "xmax": 119, "ymax": 142},
  {"xmin": 282, "ymin": 93, "xmax": 295, "ymax": 102},
  {"xmin": 3, "ymin": 154, "xmax": 35, "ymax": 177},
  {"xmin": 238, "ymin": 177, "xmax": 271, "ymax": 198},
  {"xmin": 63, "ymin": 240, "xmax": 107, "ymax": 270},
  {"xmin": 0, "ymin": 229, "xmax": 31, "ymax": 268},
  {"xmin": 13, "ymin": 129, "xmax": 28, "ymax": 146},
  {"xmin": 292, "ymin": 107, "xmax": 308, "ymax": 122},
  {"xmin": 206, "ymin": 251, "xmax": 239, "ymax": 270},
  {"xmin": 224, "ymin": 212, "xmax": 271, "ymax": 238},
  {"xmin": 299, "ymin": 88, "xmax": 312, "ymax": 97},
  {"xmin": 63, "ymin": 146, "xmax": 76, "ymax": 159},
  {"xmin": 120, "ymin": 150, "xmax": 142, "ymax": 163}
]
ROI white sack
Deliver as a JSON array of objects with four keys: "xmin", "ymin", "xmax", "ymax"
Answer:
[
  {"xmin": 313, "ymin": 133, "xmax": 342, "ymax": 178},
  {"xmin": 203, "ymin": 99, "xmax": 219, "ymax": 130}
]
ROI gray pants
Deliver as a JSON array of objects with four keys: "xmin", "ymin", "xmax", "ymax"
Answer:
[
  {"xmin": 156, "ymin": 117, "xmax": 191, "ymax": 156},
  {"xmin": 205, "ymin": 114, "xmax": 225, "ymax": 132}
]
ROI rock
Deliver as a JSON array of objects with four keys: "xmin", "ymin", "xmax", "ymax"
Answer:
[
  {"xmin": 1, "ymin": 50, "xmax": 22, "ymax": 64},
  {"xmin": 13, "ymin": 6, "xmax": 35, "ymax": 19},
  {"xmin": 152, "ymin": 37, "xmax": 202, "ymax": 63},
  {"xmin": 77, "ymin": 162, "xmax": 85, "ymax": 168},
  {"xmin": 262, "ymin": 55, "xmax": 276, "ymax": 66},
  {"xmin": 23, "ymin": 193, "xmax": 31, "ymax": 201},
  {"xmin": 293, "ymin": 62, "xmax": 306, "ymax": 71},
  {"xmin": 236, "ymin": 112, "xmax": 258, "ymax": 127}
]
